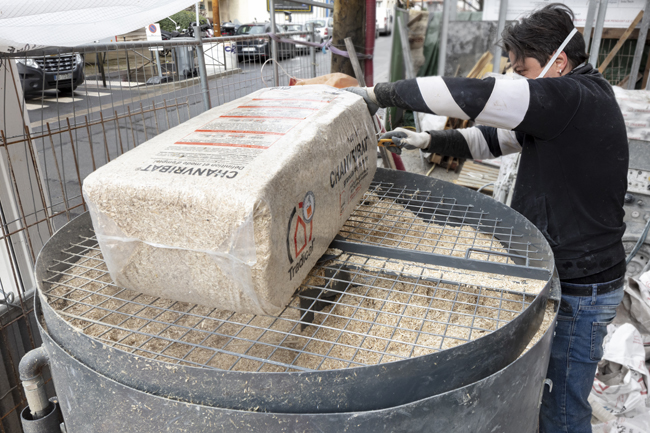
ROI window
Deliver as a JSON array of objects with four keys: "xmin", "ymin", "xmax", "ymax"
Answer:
[
  {"xmin": 306, "ymin": 19, "xmax": 326, "ymax": 28},
  {"xmin": 237, "ymin": 25, "xmax": 267, "ymax": 35}
]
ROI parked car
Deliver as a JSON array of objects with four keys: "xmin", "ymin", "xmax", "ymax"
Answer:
[
  {"xmin": 280, "ymin": 23, "xmax": 310, "ymax": 55},
  {"xmin": 376, "ymin": 1, "xmax": 393, "ymax": 35},
  {"xmin": 17, "ymin": 53, "xmax": 85, "ymax": 97},
  {"xmin": 235, "ymin": 22, "xmax": 295, "ymax": 62},
  {"xmin": 305, "ymin": 19, "xmax": 329, "ymax": 43}
]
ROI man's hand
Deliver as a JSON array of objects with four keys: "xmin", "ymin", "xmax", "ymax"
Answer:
[
  {"xmin": 343, "ymin": 87, "xmax": 379, "ymax": 116},
  {"xmin": 380, "ymin": 128, "xmax": 431, "ymax": 154}
]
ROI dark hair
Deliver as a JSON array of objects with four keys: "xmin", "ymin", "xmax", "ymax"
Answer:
[{"xmin": 501, "ymin": 3, "xmax": 588, "ymax": 69}]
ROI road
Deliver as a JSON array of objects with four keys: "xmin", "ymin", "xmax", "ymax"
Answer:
[{"xmin": 22, "ymin": 35, "xmax": 393, "ymax": 230}]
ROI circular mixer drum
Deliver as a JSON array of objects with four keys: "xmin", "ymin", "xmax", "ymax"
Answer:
[{"xmin": 35, "ymin": 169, "xmax": 559, "ymax": 432}]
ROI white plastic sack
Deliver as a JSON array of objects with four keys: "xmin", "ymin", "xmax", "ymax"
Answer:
[
  {"xmin": 0, "ymin": 0, "xmax": 197, "ymax": 52},
  {"xmin": 591, "ymin": 324, "xmax": 650, "ymax": 416},
  {"xmin": 616, "ymin": 273, "xmax": 650, "ymax": 360},
  {"xmin": 612, "ymin": 87, "xmax": 650, "ymax": 142},
  {"xmin": 416, "ymin": 112, "xmax": 447, "ymax": 132},
  {"xmin": 591, "ymin": 413, "xmax": 650, "ymax": 433}
]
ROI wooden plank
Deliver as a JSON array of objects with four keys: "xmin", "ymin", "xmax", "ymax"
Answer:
[
  {"xmin": 617, "ymin": 72, "xmax": 641, "ymax": 87},
  {"xmin": 454, "ymin": 162, "xmax": 500, "ymax": 191},
  {"xmin": 463, "ymin": 162, "xmax": 498, "ymax": 172},
  {"xmin": 455, "ymin": 176, "xmax": 498, "ymax": 185},
  {"xmin": 456, "ymin": 174, "xmax": 499, "ymax": 184},
  {"xmin": 463, "ymin": 161, "xmax": 501, "ymax": 172},
  {"xmin": 577, "ymin": 27, "xmax": 650, "ymax": 41},
  {"xmin": 453, "ymin": 180, "xmax": 495, "ymax": 193},
  {"xmin": 598, "ymin": 10, "xmax": 644, "ymax": 73},
  {"xmin": 466, "ymin": 51, "xmax": 493, "ymax": 79}
]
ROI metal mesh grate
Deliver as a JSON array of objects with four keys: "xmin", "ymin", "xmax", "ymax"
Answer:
[
  {"xmin": 43, "ymin": 233, "xmax": 536, "ymax": 373},
  {"xmin": 337, "ymin": 182, "xmax": 544, "ymax": 270}
]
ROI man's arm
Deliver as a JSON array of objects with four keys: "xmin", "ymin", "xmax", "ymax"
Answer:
[
  {"xmin": 373, "ymin": 76, "xmax": 581, "ymax": 140},
  {"xmin": 424, "ymin": 127, "xmax": 524, "ymax": 159}
]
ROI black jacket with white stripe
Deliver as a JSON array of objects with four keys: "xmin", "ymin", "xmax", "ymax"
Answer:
[{"xmin": 374, "ymin": 64, "xmax": 628, "ymax": 281}]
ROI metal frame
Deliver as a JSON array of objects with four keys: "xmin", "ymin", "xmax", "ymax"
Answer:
[
  {"xmin": 492, "ymin": 0, "xmax": 509, "ymax": 74},
  {"xmin": 438, "ymin": 0, "xmax": 452, "ymax": 76},
  {"xmin": 284, "ymin": 0, "xmax": 333, "ymax": 10},
  {"xmin": 589, "ymin": 0, "xmax": 609, "ymax": 67},
  {"xmin": 583, "ymin": 0, "xmax": 599, "ymax": 52},
  {"xmin": 44, "ymin": 238, "xmax": 535, "ymax": 371},
  {"xmin": 628, "ymin": 0, "xmax": 650, "ymax": 89}
]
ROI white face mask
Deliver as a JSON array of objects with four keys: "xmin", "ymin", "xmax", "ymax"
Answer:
[{"xmin": 537, "ymin": 28, "xmax": 578, "ymax": 79}]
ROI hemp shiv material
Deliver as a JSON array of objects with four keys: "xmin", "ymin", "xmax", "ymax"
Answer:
[{"xmin": 83, "ymin": 85, "xmax": 377, "ymax": 315}]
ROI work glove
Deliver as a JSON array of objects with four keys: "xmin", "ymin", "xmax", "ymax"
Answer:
[
  {"xmin": 342, "ymin": 87, "xmax": 379, "ymax": 116},
  {"xmin": 380, "ymin": 128, "xmax": 431, "ymax": 154}
]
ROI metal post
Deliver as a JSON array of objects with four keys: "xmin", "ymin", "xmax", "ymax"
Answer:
[
  {"xmin": 628, "ymin": 0, "xmax": 650, "ymax": 89},
  {"xmin": 284, "ymin": 0, "xmax": 333, "ymax": 8},
  {"xmin": 449, "ymin": 1, "xmax": 458, "ymax": 21},
  {"xmin": 398, "ymin": 18, "xmax": 422, "ymax": 135},
  {"xmin": 438, "ymin": 0, "xmax": 452, "ymax": 75},
  {"xmin": 269, "ymin": 0, "xmax": 280, "ymax": 86},
  {"xmin": 194, "ymin": 25, "xmax": 212, "ymax": 112},
  {"xmin": 583, "ymin": 0, "xmax": 599, "ymax": 52},
  {"xmin": 398, "ymin": 18, "xmax": 415, "ymax": 79},
  {"xmin": 492, "ymin": 0, "xmax": 508, "ymax": 74},
  {"xmin": 124, "ymin": 37, "xmax": 132, "ymax": 83},
  {"xmin": 344, "ymin": 37, "xmax": 366, "ymax": 86},
  {"xmin": 310, "ymin": 27, "xmax": 317, "ymax": 78},
  {"xmin": 154, "ymin": 50, "xmax": 163, "ymax": 78},
  {"xmin": 96, "ymin": 52, "xmax": 107, "ymax": 87},
  {"xmin": 589, "ymin": 0, "xmax": 608, "ymax": 67}
]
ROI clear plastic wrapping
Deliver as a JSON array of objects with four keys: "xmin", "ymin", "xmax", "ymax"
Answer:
[
  {"xmin": 83, "ymin": 85, "xmax": 377, "ymax": 315},
  {"xmin": 613, "ymin": 87, "xmax": 650, "ymax": 141}
]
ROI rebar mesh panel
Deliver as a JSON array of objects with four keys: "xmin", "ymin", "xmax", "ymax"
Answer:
[
  {"xmin": 43, "ymin": 235, "xmax": 536, "ymax": 373},
  {"xmin": 339, "ymin": 182, "xmax": 540, "ymax": 266}
]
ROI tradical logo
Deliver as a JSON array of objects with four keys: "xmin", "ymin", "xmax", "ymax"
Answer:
[
  {"xmin": 286, "ymin": 191, "xmax": 316, "ymax": 280},
  {"xmin": 302, "ymin": 191, "xmax": 315, "ymax": 223}
]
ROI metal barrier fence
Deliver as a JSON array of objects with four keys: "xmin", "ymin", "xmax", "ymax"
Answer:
[
  {"xmin": 597, "ymin": 38, "xmax": 650, "ymax": 88},
  {"xmin": 0, "ymin": 30, "xmax": 331, "ymax": 431}
]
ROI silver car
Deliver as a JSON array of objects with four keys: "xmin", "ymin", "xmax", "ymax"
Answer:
[
  {"xmin": 281, "ymin": 23, "xmax": 310, "ymax": 55},
  {"xmin": 305, "ymin": 19, "xmax": 329, "ymax": 43}
]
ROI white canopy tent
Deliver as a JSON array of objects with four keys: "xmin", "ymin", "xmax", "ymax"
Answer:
[{"xmin": 0, "ymin": 0, "xmax": 198, "ymax": 52}]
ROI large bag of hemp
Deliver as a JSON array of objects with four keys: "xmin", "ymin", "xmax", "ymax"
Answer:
[{"xmin": 83, "ymin": 85, "xmax": 377, "ymax": 315}]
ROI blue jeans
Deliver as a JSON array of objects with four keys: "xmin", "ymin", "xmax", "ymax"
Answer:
[{"xmin": 539, "ymin": 280, "xmax": 624, "ymax": 433}]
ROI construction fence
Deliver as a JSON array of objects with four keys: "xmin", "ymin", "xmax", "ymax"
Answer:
[{"xmin": 0, "ymin": 30, "xmax": 332, "ymax": 431}]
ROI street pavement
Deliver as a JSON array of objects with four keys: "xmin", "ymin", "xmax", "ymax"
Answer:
[{"xmin": 27, "ymin": 35, "xmax": 392, "ymax": 126}]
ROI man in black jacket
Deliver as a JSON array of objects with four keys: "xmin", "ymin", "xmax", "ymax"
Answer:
[{"xmin": 346, "ymin": 4, "xmax": 628, "ymax": 432}]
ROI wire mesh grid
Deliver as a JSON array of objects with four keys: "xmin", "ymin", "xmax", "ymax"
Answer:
[
  {"xmin": 0, "ymin": 34, "xmax": 332, "ymax": 428},
  {"xmin": 42, "ymin": 233, "xmax": 535, "ymax": 373},
  {"xmin": 0, "ymin": 32, "xmax": 332, "ymax": 297},
  {"xmin": 597, "ymin": 38, "xmax": 650, "ymax": 87},
  {"xmin": 340, "ymin": 181, "xmax": 540, "ymax": 266}
]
